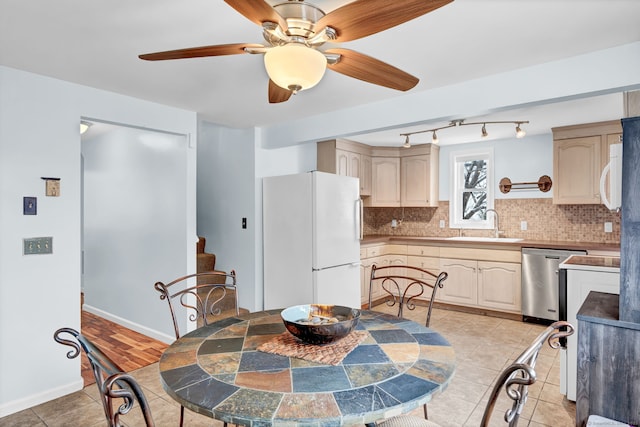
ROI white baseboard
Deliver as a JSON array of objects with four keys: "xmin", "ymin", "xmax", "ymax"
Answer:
[
  {"xmin": 0, "ymin": 380, "xmax": 83, "ymax": 418},
  {"xmin": 82, "ymin": 304, "xmax": 174, "ymax": 344}
]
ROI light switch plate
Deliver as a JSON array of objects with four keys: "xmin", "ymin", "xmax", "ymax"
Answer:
[
  {"xmin": 521, "ymin": 221, "xmax": 528, "ymax": 231},
  {"xmin": 439, "ymin": 220, "xmax": 445, "ymax": 228},
  {"xmin": 604, "ymin": 222, "xmax": 613, "ymax": 233},
  {"xmin": 23, "ymin": 237, "xmax": 53, "ymax": 255},
  {"xmin": 23, "ymin": 197, "xmax": 37, "ymax": 215}
]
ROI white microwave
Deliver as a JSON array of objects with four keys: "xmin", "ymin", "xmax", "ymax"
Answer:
[{"xmin": 600, "ymin": 142, "xmax": 622, "ymax": 211}]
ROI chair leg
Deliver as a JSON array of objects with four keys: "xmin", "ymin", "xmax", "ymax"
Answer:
[
  {"xmin": 180, "ymin": 405, "xmax": 184, "ymax": 427},
  {"xmin": 423, "ymin": 403, "xmax": 428, "ymax": 419}
]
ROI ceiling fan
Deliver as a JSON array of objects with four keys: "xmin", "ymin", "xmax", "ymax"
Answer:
[{"xmin": 139, "ymin": 0, "xmax": 453, "ymax": 103}]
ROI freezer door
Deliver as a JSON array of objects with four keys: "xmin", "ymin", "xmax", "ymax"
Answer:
[
  {"xmin": 313, "ymin": 263, "xmax": 361, "ymax": 309},
  {"xmin": 313, "ymin": 172, "xmax": 361, "ymax": 270}
]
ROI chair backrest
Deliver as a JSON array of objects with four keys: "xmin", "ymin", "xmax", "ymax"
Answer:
[
  {"xmin": 154, "ymin": 270, "xmax": 239, "ymax": 339},
  {"xmin": 481, "ymin": 320, "xmax": 575, "ymax": 427},
  {"xmin": 369, "ymin": 264, "xmax": 448, "ymax": 327},
  {"xmin": 53, "ymin": 327, "xmax": 155, "ymax": 427}
]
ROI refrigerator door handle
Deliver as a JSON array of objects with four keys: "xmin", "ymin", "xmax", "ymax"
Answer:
[
  {"xmin": 356, "ymin": 198, "xmax": 363, "ymax": 241},
  {"xmin": 313, "ymin": 262, "xmax": 360, "ymax": 272}
]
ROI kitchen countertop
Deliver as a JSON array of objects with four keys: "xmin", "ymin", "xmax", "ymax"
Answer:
[
  {"xmin": 361, "ymin": 235, "xmax": 620, "ymax": 253},
  {"xmin": 560, "ymin": 254, "xmax": 621, "ymax": 273}
]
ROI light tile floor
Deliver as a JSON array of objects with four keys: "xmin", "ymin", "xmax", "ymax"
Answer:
[{"xmin": 0, "ymin": 306, "xmax": 575, "ymax": 426}]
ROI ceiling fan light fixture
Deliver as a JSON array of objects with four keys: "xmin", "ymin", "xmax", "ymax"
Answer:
[{"xmin": 264, "ymin": 44, "xmax": 327, "ymax": 92}]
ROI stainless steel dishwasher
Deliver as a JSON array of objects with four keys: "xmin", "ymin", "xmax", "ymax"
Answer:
[{"xmin": 521, "ymin": 247, "xmax": 586, "ymax": 323}]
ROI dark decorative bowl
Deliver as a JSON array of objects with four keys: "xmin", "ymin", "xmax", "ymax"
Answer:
[{"xmin": 281, "ymin": 304, "xmax": 361, "ymax": 345}]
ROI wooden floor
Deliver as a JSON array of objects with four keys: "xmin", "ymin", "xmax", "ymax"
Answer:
[{"xmin": 80, "ymin": 310, "xmax": 168, "ymax": 386}]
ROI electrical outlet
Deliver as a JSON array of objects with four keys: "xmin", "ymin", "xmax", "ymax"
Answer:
[
  {"xmin": 604, "ymin": 222, "xmax": 613, "ymax": 233},
  {"xmin": 439, "ymin": 219, "xmax": 445, "ymax": 228},
  {"xmin": 521, "ymin": 221, "xmax": 527, "ymax": 231},
  {"xmin": 23, "ymin": 237, "xmax": 53, "ymax": 255}
]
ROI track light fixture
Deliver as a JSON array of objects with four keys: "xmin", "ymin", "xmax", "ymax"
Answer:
[
  {"xmin": 399, "ymin": 119, "xmax": 529, "ymax": 146},
  {"xmin": 403, "ymin": 135, "xmax": 411, "ymax": 148}
]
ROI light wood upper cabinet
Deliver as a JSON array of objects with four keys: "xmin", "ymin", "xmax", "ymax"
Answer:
[
  {"xmin": 361, "ymin": 154, "xmax": 372, "ymax": 196},
  {"xmin": 370, "ymin": 156, "xmax": 401, "ymax": 206},
  {"xmin": 317, "ymin": 139, "xmax": 372, "ymax": 196},
  {"xmin": 552, "ymin": 120, "xmax": 622, "ymax": 205},
  {"xmin": 401, "ymin": 148, "xmax": 439, "ymax": 207},
  {"xmin": 318, "ymin": 140, "xmax": 438, "ymax": 204}
]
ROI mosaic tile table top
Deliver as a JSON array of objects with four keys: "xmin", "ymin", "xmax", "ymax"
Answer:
[{"xmin": 159, "ymin": 309, "xmax": 456, "ymax": 426}]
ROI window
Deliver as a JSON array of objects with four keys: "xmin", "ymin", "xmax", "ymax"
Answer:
[{"xmin": 449, "ymin": 148, "xmax": 494, "ymax": 229}]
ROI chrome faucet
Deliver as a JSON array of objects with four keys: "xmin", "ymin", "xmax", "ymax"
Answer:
[{"xmin": 486, "ymin": 208, "xmax": 500, "ymax": 238}]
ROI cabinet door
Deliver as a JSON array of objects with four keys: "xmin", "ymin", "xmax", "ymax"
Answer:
[
  {"xmin": 407, "ymin": 255, "xmax": 440, "ymax": 301},
  {"xmin": 360, "ymin": 154, "xmax": 372, "ymax": 196},
  {"xmin": 360, "ymin": 260, "xmax": 374, "ymax": 306},
  {"xmin": 370, "ymin": 157, "xmax": 401, "ymax": 206},
  {"xmin": 335, "ymin": 149, "xmax": 349, "ymax": 176},
  {"xmin": 438, "ymin": 258, "xmax": 477, "ymax": 306},
  {"xmin": 477, "ymin": 261, "xmax": 521, "ymax": 313},
  {"xmin": 401, "ymin": 155, "xmax": 431, "ymax": 207},
  {"xmin": 553, "ymin": 136, "xmax": 602, "ymax": 204},
  {"xmin": 348, "ymin": 152, "xmax": 361, "ymax": 180}
]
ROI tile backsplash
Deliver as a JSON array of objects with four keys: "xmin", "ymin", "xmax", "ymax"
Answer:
[{"xmin": 364, "ymin": 198, "xmax": 621, "ymax": 244}]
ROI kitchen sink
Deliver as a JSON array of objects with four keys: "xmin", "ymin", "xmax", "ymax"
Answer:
[{"xmin": 446, "ymin": 236, "xmax": 523, "ymax": 243}]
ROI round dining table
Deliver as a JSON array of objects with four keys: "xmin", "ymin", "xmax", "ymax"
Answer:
[{"xmin": 158, "ymin": 309, "xmax": 456, "ymax": 426}]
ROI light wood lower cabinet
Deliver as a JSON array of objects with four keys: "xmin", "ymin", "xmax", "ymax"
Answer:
[
  {"xmin": 477, "ymin": 261, "xmax": 521, "ymax": 313},
  {"xmin": 438, "ymin": 259, "xmax": 478, "ymax": 306},
  {"xmin": 362, "ymin": 244, "xmax": 521, "ymax": 314},
  {"xmin": 439, "ymin": 258, "xmax": 521, "ymax": 313}
]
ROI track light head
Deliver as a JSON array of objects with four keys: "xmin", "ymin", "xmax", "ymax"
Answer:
[
  {"xmin": 403, "ymin": 135, "xmax": 411, "ymax": 148},
  {"xmin": 432, "ymin": 131, "xmax": 439, "ymax": 144},
  {"xmin": 481, "ymin": 124, "xmax": 488, "ymax": 138},
  {"xmin": 515, "ymin": 124, "xmax": 526, "ymax": 138}
]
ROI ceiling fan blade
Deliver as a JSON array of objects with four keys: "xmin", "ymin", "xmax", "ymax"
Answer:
[
  {"xmin": 268, "ymin": 79, "xmax": 293, "ymax": 104},
  {"xmin": 224, "ymin": 0, "xmax": 287, "ymax": 31},
  {"xmin": 139, "ymin": 43, "xmax": 264, "ymax": 61},
  {"xmin": 326, "ymin": 48, "xmax": 419, "ymax": 91},
  {"xmin": 317, "ymin": 0, "xmax": 453, "ymax": 42}
]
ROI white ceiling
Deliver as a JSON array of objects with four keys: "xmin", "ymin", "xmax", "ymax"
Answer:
[{"xmin": 1, "ymin": 0, "xmax": 639, "ymax": 145}]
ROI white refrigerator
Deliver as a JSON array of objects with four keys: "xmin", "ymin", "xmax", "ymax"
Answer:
[{"xmin": 263, "ymin": 171, "xmax": 362, "ymax": 310}]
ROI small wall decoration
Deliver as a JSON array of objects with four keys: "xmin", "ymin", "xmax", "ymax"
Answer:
[
  {"xmin": 23, "ymin": 197, "xmax": 37, "ymax": 215},
  {"xmin": 41, "ymin": 177, "xmax": 61, "ymax": 196}
]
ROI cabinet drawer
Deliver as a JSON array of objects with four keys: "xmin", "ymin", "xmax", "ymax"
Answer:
[
  {"xmin": 407, "ymin": 255, "xmax": 440, "ymax": 271},
  {"xmin": 366, "ymin": 246, "xmax": 383, "ymax": 257},
  {"xmin": 383, "ymin": 244, "xmax": 407, "ymax": 255},
  {"xmin": 407, "ymin": 245, "xmax": 440, "ymax": 257}
]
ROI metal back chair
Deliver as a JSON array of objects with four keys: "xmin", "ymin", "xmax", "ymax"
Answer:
[
  {"xmin": 154, "ymin": 270, "xmax": 239, "ymax": 340},
  {"xmin": 480, "ymin": 320, "xmax": 574, "ymax": 426},
  {"xmin": 154, "ymin": 271, "xmax": 239, "ymax": 427},
  {"xmin": 369, "ymin": 264, "xmax": 447, "ymax": 420},
  {"xmin": 369, "ymin": 264, "xmax": 448, "ymax": 327},
  {"xmin": 54, "ymin": 327, "xmax": 155, "ymax": 427},
  {"xmin": 371, "ymin": 321, "xmax": 575, "ymax": 427}
]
